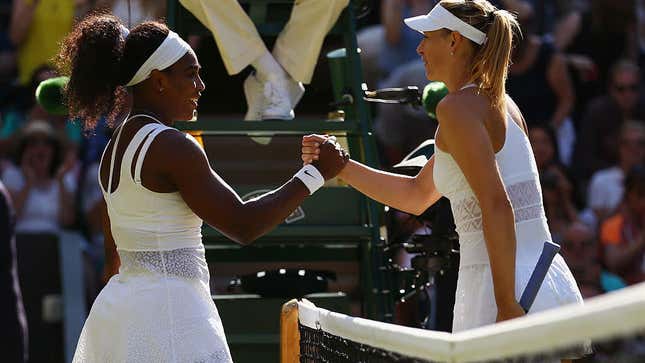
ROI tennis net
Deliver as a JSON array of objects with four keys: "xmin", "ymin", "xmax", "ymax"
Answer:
[{"xmin": 280, "ymin": 282, "xmax": 645, "ymax": 362}]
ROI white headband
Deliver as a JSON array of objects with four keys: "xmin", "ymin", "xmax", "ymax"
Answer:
[
  {"xmin": 404, "ymin": 4, "xmax": 487, "ymax": 45},
  {"xmin": 126, "ymin": 30, "xmax": 192, "ymax": 87}
]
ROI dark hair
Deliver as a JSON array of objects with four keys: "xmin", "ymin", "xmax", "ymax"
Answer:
[
  {"xmin": 13, "ymin": 130, "xmax": 64, "ymax": 178},
  {"xmin": 529, "ymin": 123, "xmax": 562, "ymax": 166},
  {"xmin": 57, "ymin": 13, "xmax": 169, "ymax": 130}
]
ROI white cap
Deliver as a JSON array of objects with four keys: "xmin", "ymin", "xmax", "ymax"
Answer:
[{"xmin": 404, "ymin": 4, "xmax": 487, "ymax": 45}]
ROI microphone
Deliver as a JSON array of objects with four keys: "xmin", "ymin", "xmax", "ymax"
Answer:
[
  {"xmin": 363, "ymin": 86, "xmax": 422, "ymax": 106},
  {"xmin": 361, "ymin": 81, "xmax": 448, "ymax": 120}
]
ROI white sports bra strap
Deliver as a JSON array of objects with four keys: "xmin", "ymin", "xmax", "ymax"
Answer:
[
  {"xmin": 106, "ymin": 121, "xmax": 127, "ymax": 198},
  {"xmin": 121, "ymin": 124, "xmax": 158, "ymax": 178},
  {"xmin": 134, "ymin": 125, "xmax": 169, "ymax": 184}
]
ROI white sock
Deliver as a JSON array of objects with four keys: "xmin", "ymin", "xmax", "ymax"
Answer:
[{"xmin": 252, "ymin": 51, "xmax": 287, "ymax": 82}]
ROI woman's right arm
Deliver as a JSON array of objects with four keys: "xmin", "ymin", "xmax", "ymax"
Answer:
[
  {"xmin": 159, "ymin": 131, "xmax": 347, "ymax": 245},
  {"xmin": 337, "ymin": 157, "xmax": 441, "ymax": 215},
  {"xmin": 302, "ymin": 135, "xmax": 442, "ymax": 215}
]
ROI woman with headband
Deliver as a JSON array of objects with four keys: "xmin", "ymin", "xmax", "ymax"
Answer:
[
  {"xmin": 57, "ymin": 14, "xmax": 348, "ymax": 362},
  {"xmin": 303, "ymin": 0, "xmax": 588, "ymax": 357}
]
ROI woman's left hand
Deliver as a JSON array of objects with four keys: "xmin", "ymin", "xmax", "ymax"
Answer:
[{"xmin": 496, "ymin": 301, "xmax": 526, "ymax": 323}]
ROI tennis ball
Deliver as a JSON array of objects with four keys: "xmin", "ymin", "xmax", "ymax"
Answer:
[
  {"xmin": 35, "ymin": 76, "xmax": 69, "ymax": 116},
  {"xmin": 422, "ymin": 81, "xmax": 448, "ymax": 120}
]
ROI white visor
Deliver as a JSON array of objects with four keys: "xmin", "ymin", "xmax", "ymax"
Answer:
[
  {"xmin": 404, "ymin": 4, "xmax": 487, "ymax": 45},
  {"xmin": 126, "ymin": 30, "xmax": 192, "ymax": 87}
]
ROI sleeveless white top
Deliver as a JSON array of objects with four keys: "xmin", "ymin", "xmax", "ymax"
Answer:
[
  {"xmin": 74, "ymin": 114, "xmax": 233, "ymax": 362},
  {"xmin": 98, "ymin": 114, "xmax": 206, "ymax": 280},
  {"xmin": 433, "ymin": 105, "xmax": 551, "ymax": 268},
  {"xmin": 432, "ymin": 91, "xmax": 587, "ymax": 346}
]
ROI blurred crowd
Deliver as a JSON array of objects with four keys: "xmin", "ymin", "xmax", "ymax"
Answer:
[{"xmin": 0, "ymin": 0, "xmax": 644, "ymax": 361}]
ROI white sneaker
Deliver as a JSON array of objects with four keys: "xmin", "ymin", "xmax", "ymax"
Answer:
[
  {"xmin": 243, "ymin": 72, "xmax": 273, "ymax": 145},
  {"xmin": 285, "ymin": 76, "xmax": 305, "ymax": 111},
  {"xmin": 243, "ymin": 72, "xmax": 264, "ymax": 121},
  {"xmin": 262, "ymin": 77, "xmax": 294, "ymax": 120},
  {"xmin": 244, "ymin": 72, "xmax": 306, "ymax": 120}
]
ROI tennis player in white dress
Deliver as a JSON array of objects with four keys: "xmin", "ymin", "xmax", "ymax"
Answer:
[
  {"xmin": 302, "ymin": 2, "xmax": 590, "ymax": 359},
  {"xmin": 59, "ymin": 14, "xmax": 348, "ymax": 362}
]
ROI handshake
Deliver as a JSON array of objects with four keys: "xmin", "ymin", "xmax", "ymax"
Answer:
[{"xmin": 298, "ymin": 134, "xmax": 350, "ymax": 187}]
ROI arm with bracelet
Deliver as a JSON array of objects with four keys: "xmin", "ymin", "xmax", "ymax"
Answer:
[{"xmin": 165, "ymin": 135, "xmax": 348, "ymax": 245}]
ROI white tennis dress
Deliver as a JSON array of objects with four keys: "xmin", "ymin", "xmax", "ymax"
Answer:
[
  {"xmin": 73, "ymin": 115, "xmax": 233, "ymax": 362},
  {"xmin": 432, "ymin": 102, "xmax": 585, "ymax": 333}
]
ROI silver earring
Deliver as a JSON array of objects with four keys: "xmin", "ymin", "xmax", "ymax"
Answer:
[
  {"xmin": 159, "ymin": 87, "xmax": 164, "ymax": 92},
  {"xmin": 450, "ymin": 51, "xmax": 454, "ymax": 56}
]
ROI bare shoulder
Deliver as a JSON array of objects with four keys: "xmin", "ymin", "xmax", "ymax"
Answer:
[
  {"xmin": 148, "ymin": 128, "xmax": 207, "ymax": 169},
  {"xmin": 436, "ymin": 91, "xmax": 487, "ymax": 130}
]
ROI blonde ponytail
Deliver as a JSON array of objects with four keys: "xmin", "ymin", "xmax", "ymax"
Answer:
[
  {"xmin": 439, "ymin": 0, "xmax": 520, "ymax": 110},
  {"xmin": 470, "ymin": 9, "xmax": 518, "ymax": 109}
]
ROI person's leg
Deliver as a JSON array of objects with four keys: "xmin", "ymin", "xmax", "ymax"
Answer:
[
  {"xmin": 178, "ymin": 0, "xmax": 266, "ymax": 76},
  {"xmin": 273, "ymin": 0, "xmax": 350, "ymax": 84},
  {"xmin": 179, "ymin": 0, "xmax": 293, "ymax": 120}
]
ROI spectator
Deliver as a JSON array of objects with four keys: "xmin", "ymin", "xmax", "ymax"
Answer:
[
  {"xmin": 572, "ymin": 59, "xmax": 645, "ymax": 182},
  {"xmin": 507, "ymin": 18, "xmax": 575, "ymax": 165},
  {"xmin": 530, "ymin": 124, "xmax": 602, "ymax": 297},
  {"xmin": 357, "ymin": 0, "xmax": 429, "ymax": 88},
  {"xmin": 1, "ymin": 121, "xmax": 76, "ymax": 234},
  {"xmin": 0, "ymin": 180, "xmax": 27, "ymax": 363},
  {"xmin": 0, "ymin": 65, "xmax": 82, "ymax": 162},
  {"xmin": 529, "ymin": 124, "xmax": 576, "ymax": 238},
  {"xmin": 600, "ymin": 166, "xmax": 645, "ymax": 286},
  {"xmin": 588, "ymin": 121, "xmax": 645, "ymax": 222},
  {"xmin": 9, "ymin": 0, "xmax": 88, "ymax": 86},
  {"xmin": 530, "ymin": 0, "xmax": 580, "ymax": 37},
  {"xmin": 555, "ymin": 0, "xmax": 639, "ymax": 119}
]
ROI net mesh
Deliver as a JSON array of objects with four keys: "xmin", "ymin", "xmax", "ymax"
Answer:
[
  {"xmin": 299, "ymin": 323, "xmax": 434, "ymax": 363},
  {"xmin": 296, "ymin": 283, "xmax": 645, "ymax": 363}
]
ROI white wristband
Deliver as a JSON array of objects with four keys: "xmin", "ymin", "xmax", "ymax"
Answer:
[{"xmin": 294, "ymin": 164, "xmax": 325, "ymax": 195}]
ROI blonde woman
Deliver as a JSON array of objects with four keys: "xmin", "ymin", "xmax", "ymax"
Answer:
[{"xmin": 303, "ymin": 1, "xmax": 588, "ymax": 358}]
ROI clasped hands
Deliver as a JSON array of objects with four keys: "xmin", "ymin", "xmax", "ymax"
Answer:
[{"xmin": 301, "ymin": 134, "xmax": 349, "ymax": 180}]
